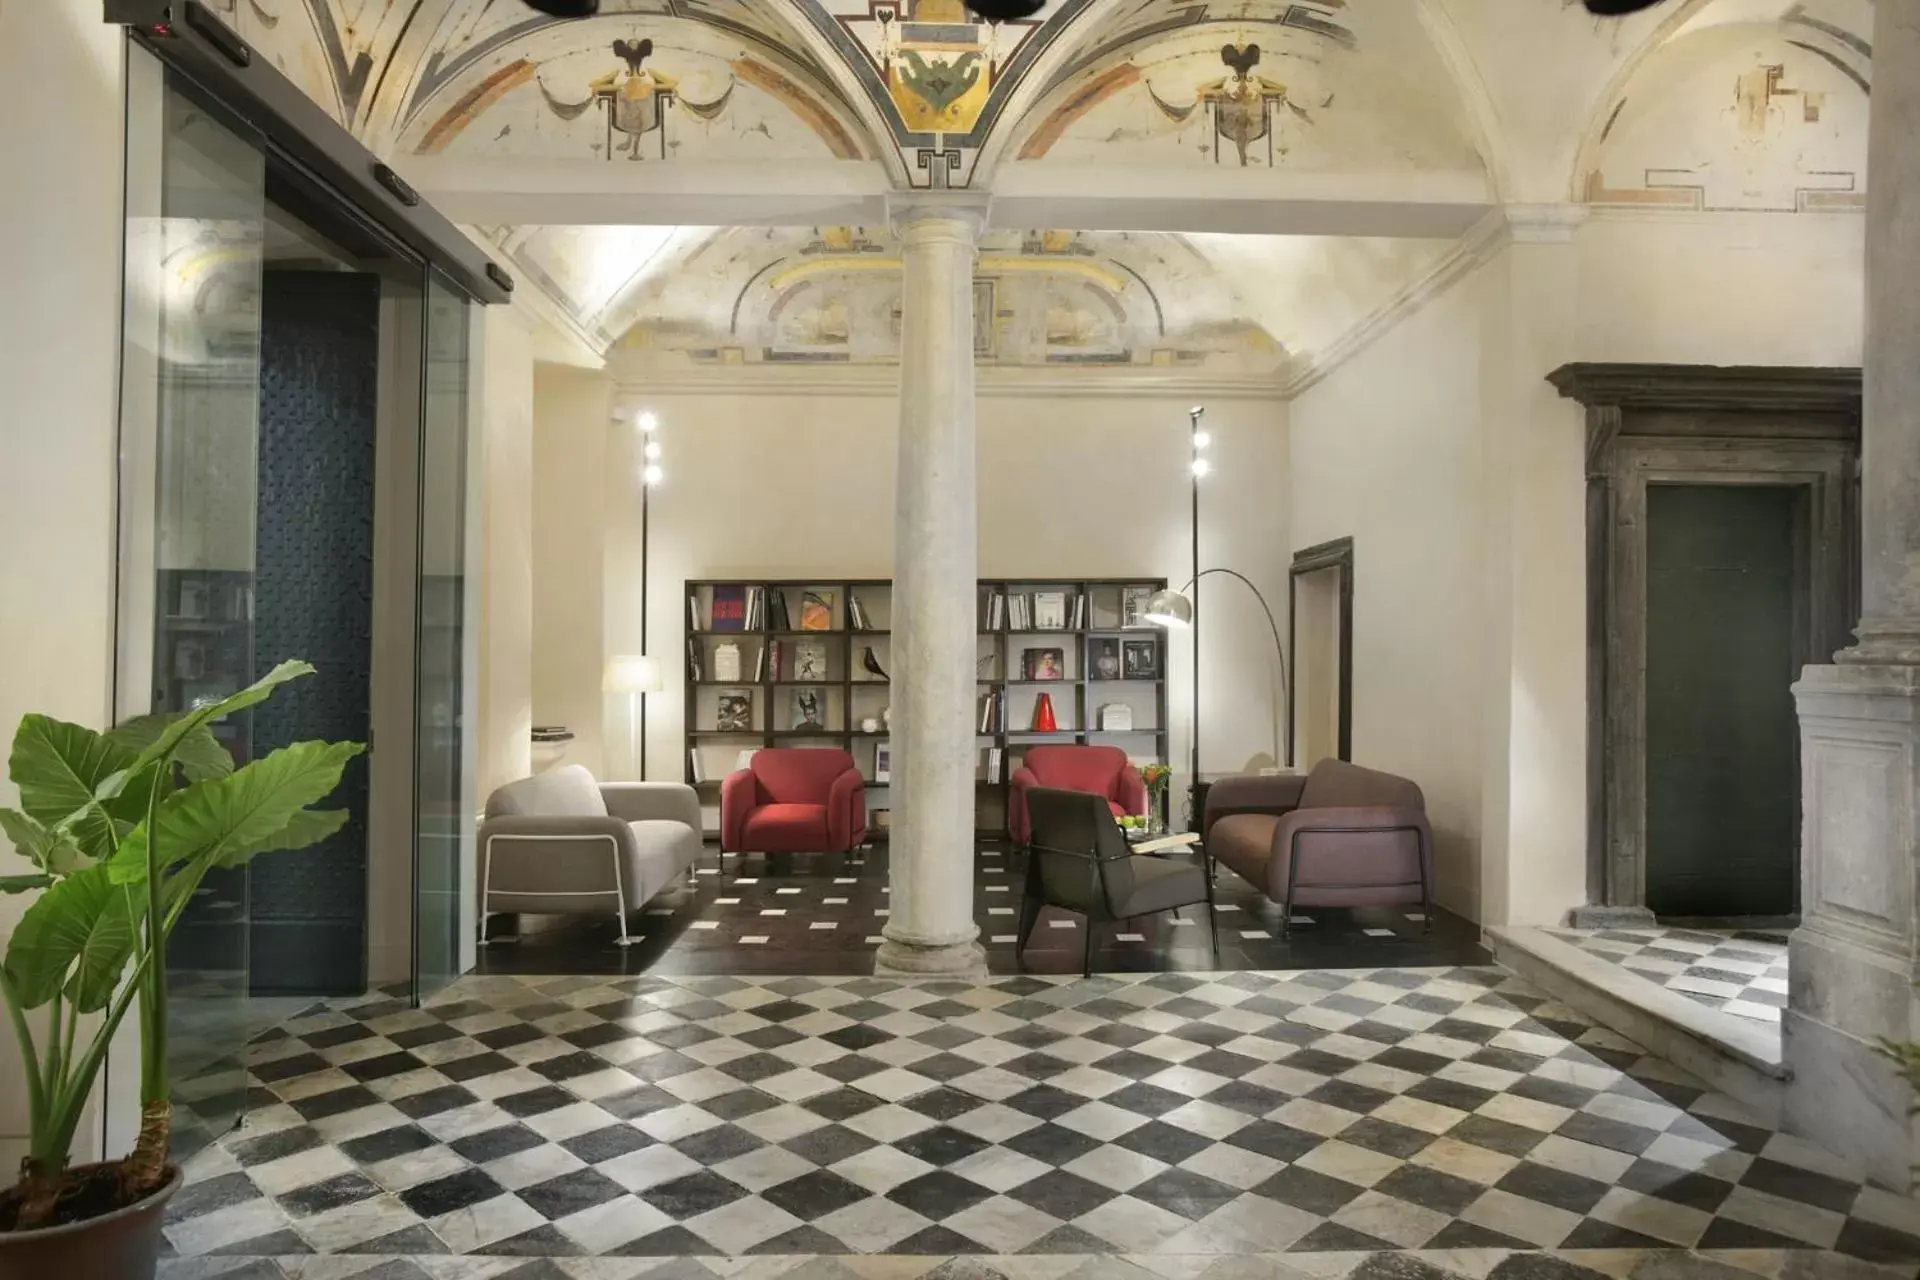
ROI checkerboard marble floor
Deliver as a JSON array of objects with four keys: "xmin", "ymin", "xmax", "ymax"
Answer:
[
  {"xmin": 1544, "ymin": 927, "xmax": 1790, "ymax": 1025},
  {"xmin": 475, "ymin": 844, "xmax": 1487, "ymax": 978},
  {"xmin": 159, "ymin": 967, "xmax": 1920, "ymax": 1280}
]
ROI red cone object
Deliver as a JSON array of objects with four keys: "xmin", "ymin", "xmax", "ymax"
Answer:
[{"xmin": 1033, "ymin": 692, "xmax": 1058, "ymax": 733}]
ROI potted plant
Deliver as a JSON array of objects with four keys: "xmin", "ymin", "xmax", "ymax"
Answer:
[{"xmin": 0, "ymin": 661, "xmax": 361, "ymax": 1278}]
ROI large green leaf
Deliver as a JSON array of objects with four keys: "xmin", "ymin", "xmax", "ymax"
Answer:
[
  {"xmin": 106, "ymin": 714, "xmax": 233, "ymax": 784},
  {"xmin": 3, "ymin": 866, "xmax": 135, "ymax": 1012},
  {"xmin": 8, "ymin": 718, "xmax": 130, "ymax": 859},
  {"xmin": 123, "ymin": 660, "xmax": 314, "ymax": 779},
  {"xmin": 0, "ymin": 875, "xmax": 53, "ymax": 895},
  {"xmin": 109, "ymin": 740, "xmax": 363, "ymax": 887},
  {"xmin": 0, "ymin": 808, "xmax": 86, "ymax": 876}
]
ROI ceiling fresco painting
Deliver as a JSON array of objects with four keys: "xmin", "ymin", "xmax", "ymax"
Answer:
[
  {"xmin": 1009, "ymin": 0, "xmax": 1485, "ymax": 172},
  {"xmin": 610, "ymin": 226, "xmax": 1283, "ymax": 371},
  {"xmin": 1582, "ymin": 10, "xmax": 1870, "ymax": 211}
]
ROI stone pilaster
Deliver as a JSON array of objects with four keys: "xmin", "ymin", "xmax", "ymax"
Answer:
[
  {"xmin": 875, "ymin": 201, "xmax": 987, "ymax": 980},
  {"xmin": 1786, "ymin": 3, "xmax": 1920, "ymax": 1187}
]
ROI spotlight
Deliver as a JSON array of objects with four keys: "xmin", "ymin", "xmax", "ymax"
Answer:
[
  {"xmin": 1193, "ymin": 431, "xmax": 1212, "ymax": 451},
  {"xmin": 638, "ymin": 411, "xmax": 658, "ymax": 433},
  {"xmin": 644, "ymin": 464, "xmax": 664, "ymax": 486},
  {"xmin": 520, "ymin": 0, "xmax": 600, "ymax": 15},
  {"xmin": 1582, "ymin": 0, "xmax": 1669, "ymax": 12},
  {"xmin": 644, "ymin": 441, "xmax": 662, "ymax": 460},
  {"xmin": 964, "ymin": 0, "xmax": 1047, "ymax": 17},
  {"xmin": 1191, "ymin": 458, "xmax": 1212, "ymax": 478},
  {"xmin": 1189, "ymin": 406, "xmax": 1205, "ymax": 418}
]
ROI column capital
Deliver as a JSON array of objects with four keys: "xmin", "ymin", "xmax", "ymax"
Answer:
[
  {"xmin": 886, "ymin": 192, "xmax": 990, "ymax": 244},
  {"xmin": 1503, "ymin": 202, "xmax": 1588, "ymax": 244}
]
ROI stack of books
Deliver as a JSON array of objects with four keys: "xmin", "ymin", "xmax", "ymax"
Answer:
[
  {"xmin": 983, "ymin": 746, "xmax": 1005, "ymax": 783},
  {"xmin": 848, "ymin": 594, "xmax": 874, "ymax": 631}
]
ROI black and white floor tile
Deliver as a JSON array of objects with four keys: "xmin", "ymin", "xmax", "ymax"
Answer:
[
  {"xmin": 476, "ymin": 844, "xmax": 1485, "ymax": 978},
  {"xmin": 160, "ymin": 967, "xmax": 1920, "ymax": 1279},
  {"xmin": 1546, "ymin": 927, "xmax": 1790, "ymax": 1025}
]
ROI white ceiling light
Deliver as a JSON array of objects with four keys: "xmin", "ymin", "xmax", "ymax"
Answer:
[
  {"xmin": 637, "ymin": 411, "xmax": 658, "ymax": 433},
  {"xmin": 644, "ymin": 464, "xmax": 664, "ymax": 486}
]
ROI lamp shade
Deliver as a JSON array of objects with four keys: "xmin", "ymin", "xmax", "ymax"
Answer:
[
  {"xmin": 604, "ymin": 654, "xmax": 662, "ymax": 694},
  {"xmin": 1143, "ymin": 589, "xmax": 1194, "ymax": 629}
]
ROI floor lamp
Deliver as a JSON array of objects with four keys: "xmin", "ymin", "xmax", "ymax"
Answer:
[
  {"xmin": 1143, "ymin": 407, "xmax": 1290, "ymax": 824},
  {"xmin": 605, "ymin": 655, "xmax": 662, "ymax": 780}
]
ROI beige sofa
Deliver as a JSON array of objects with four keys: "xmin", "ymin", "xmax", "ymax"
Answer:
[{"xmin": 479, "ymin": 765, "xmax": 701, "ymax": 945}]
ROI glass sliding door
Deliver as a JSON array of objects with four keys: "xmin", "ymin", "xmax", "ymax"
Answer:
[
  {"xmin": 413, "ymin": 270, "xmax": 473, "ymax": 1000},
  {"xmin": 117, "ymin": 53, "xmax": 269, "ymax": 1145}
]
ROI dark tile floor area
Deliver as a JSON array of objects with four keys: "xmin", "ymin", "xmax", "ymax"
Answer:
[
  {"xmin": 159, "ymin": 968, "xmax": 1920, "ymax": 1279},
  {"xmin": 475, "ymin": 842, "xmax": 1487, "ymax": 977}
]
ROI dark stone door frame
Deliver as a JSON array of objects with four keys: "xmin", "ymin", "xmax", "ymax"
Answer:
[
  {"xmin": 1288, "ymin": 536, "xmax": 1354, "ymax": 766},
  {"xmin": 1548, "ymin": 364, "xmax": 1860, "ymax": 923}
]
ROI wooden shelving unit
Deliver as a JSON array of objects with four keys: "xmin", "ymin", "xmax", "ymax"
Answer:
[{"xmin": 684, "ymin": 577, "xmax": 1171, "ymax": 838}]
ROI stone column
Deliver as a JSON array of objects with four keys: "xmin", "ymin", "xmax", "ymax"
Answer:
[
  {"xmin": 1786, "ymin": 4, "xmax": 1920, "ymax": 1188},
  {"xmin": 876, "ymin": 201, "xmax": 987, "ymax": 980}
]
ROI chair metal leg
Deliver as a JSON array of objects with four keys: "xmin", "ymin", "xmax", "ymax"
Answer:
[
  {"xmin": 1082, "ymin": 915, "xmax": 1095, "ymax": 978},
  {"xmin": 1015, "ymin": 852, "xmax": 1045, "ymax": 964}
]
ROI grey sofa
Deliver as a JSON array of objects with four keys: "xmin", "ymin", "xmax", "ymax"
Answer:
[
  {"xmin": 1203, "ymin": 758, "xmax": 1433, "ymax": 934},
  {"xmin": 479, "ymin": 765, "xmax": 701, "ymax": 945}
]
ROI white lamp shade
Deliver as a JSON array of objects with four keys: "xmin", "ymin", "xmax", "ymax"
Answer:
[
  {"xmin": 604, "ymin": 654, "xmax": 663, "ymax": 694},
  {"xmin": 1144, "ymin": 589, "xmax": 1194, "ymax": 629}
]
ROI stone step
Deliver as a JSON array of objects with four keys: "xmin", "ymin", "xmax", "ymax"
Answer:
[{"xmin": 1485, "ymin": 924, "xmax": 1789, "ymax": 1123}]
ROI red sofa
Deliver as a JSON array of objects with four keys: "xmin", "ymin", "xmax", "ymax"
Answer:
[
  {"xmin": 721, "ymin": 747, "xmax": 867, "ymax": 854},
  {"xmin": 1010, "ymin": 744, "xmax": 1148, "ymax": 846}
]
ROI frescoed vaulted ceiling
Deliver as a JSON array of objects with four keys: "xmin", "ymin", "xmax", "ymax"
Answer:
[{"xmin": 194, "ymin": 0, "xmax": 1875, "ymax": 369}]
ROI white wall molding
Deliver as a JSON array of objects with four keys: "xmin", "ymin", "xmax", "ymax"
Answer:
[
  {"xmin": 608, "ymin": 364, "xmax": 1288, "ymax": 402},
  {"xmin": 1282, "ymin": 209, "xmax": 1510, "ymax": 399}
]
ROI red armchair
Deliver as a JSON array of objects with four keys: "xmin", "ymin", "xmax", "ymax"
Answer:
[
  {"xmin": 721, "ymin": 747, "xmax": 867, "ymax": 855},
  {"xmin": 1010, "ymin": 745, "xmax": 1148, "ymax": 846}
]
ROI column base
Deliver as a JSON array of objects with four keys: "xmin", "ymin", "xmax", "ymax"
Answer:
[
  {"xmin": 875, "ymin": 931, "xmax": 988, "ymax": 981},
  {"xmin": 1566, "ymin": 904, "xmax": 1656, "ymax": 929},
  {"xmin": 1788, "ymin": 662, "xmax": 1920, "ymax": 1190}
]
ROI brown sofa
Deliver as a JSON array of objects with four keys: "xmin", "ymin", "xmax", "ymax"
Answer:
[{"xmin": 1203, "ymin": 759, "xmax": 1433, "ymax": 933}]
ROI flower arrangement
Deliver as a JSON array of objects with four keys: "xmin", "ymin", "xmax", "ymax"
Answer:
[{"xmin": 1139, "ymin": 762, "xmax": 1173, "ymax": 832}]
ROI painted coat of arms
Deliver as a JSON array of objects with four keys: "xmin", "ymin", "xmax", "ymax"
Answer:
[{"xmin": 878, "ymin": 0, "xmax": 997, "ymax": 134}]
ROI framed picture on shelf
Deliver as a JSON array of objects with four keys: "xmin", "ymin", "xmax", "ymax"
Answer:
[
  {"xmin": 794, "ymin": 640, "xmax": 829, "ymax": 682},
  {"xmin": 1033, "ymin": 591, "xmax": 1067, "ymax": 630},
  {"xmin": 875, "ymin": 740, "xmax": 892, "ymax": 784},
  {"xmin": 1021, "ymin": 647, "xmax": 1065, "ymax": 680},
  {"xmin": 1122, "ymin": 586, "xmax": 1152, "ymax": 629},
  {"xmin": 792, "ymin": 688, "xmax": 827, "ymax": 730},
  {"xmin": 717, "ymin": 690, "xmax": 753, "ymax": 731},
  {"xmin": 177, "ymin": 579, "xmax": 208, "ymax": 620},
  {"xmin": 1122, "ymin": 639, "xmax": 1161, "ymax": 679},
  {"xmin": 800, "ymin": 590, "xmax": 835, "ymax": 631},
  {"xmin": 1089, "ymin": 637, "xmax": 1121, "ymax": 681}
]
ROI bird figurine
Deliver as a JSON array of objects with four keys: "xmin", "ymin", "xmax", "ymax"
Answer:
[{"xmin": 863, "ymin": 647, "xmax": 890, "ymax": 681}]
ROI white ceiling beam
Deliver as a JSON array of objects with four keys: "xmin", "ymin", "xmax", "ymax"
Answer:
[
  {"xmin": 402, "ymin": 155, "xmax": 1495, "ymax": 239},
  {"xmin": 987, "ymin": 163, "xmax": 1497, "ymax": 238},
  {"xmin": 399, "ymin": 157, "xmax": 893, "ymax": 228}
]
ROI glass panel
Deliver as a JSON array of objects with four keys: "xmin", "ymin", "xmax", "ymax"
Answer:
[
  {"xmin": 414, "ymin": 270, "xmax": 472, "ymax": 999},
  {"xmin": 118, "ymin": 57, "xmax": 268, "ymax": 1149}
]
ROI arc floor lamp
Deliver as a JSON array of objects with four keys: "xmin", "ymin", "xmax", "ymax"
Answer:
[{"xmin": 1143, "ymin": 406, "xmax": 1290, "ymax": 822}]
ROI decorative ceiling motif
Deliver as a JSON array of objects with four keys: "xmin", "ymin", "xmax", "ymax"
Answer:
[
  {"xmin": 1008, "ymin": 0, "xmax": 1484, "ymax": 173},
  {"xmin": 790, "ymin": 0, "xmax": 1098, "ymax": 188}
]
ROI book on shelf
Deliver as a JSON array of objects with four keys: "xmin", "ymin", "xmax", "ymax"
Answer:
[
  {"xmin": 689, "ymin": 593, "xmax": 702, "ymax": 631},
  {"xmin": 751, "ymin": 643, "xmax": 766, "ymax": 682},
  {"xmin": 1069, "ymin": 593, "xmax": 1087, "ymax": 629},
  {"xmin": 686, "ymin": 637, "xmax": 704, "ymax": 682},
  {"xmin": 977, "ymin": 688, "xmax": 1003, "ymax": 733},
  {"xmin": 689, "ymin": 750, "xmax": 705, "ymax": 784},
  {"xmin": 712, "ymin": 584, "xmax": 749, "ymax": 631},
  {"xmin": 984, "ymin": 746, "xmax": 1004, "ymax": 783},
  {"xmin": 770, "ymin": 589, "xmax": 793, "ymax": 632},
  {"xmin": 875, "ymin": 739, "xmax": 892, "ymax": 784},
  {"xmin": 848, "ymin": 594, "xmax": 871, "ymax": 631},
  {"xmin": 800, "ymin": 590, "xmax": 835, "ymax": 631},
  {"xmin": 1034, "ymin": 591, "xmax": 1067, "ymax": 630},
  {"xmin": 794, "ymin": 640, "xmax": 829, "ymax": 682},
  {"xmin": 981, "ymin": 589, "xmax": 1006, "ymax": 631},
  {"xmin": 717, "ymin": 690, "xmax": 753, "ymax": 731}
]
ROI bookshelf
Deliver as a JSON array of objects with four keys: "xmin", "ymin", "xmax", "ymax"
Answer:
[{"xmin": 683, "ymin": 578, "xmax": 1171, "ymax": 838}]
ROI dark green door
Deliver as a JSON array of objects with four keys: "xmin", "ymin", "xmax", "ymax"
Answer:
[{"xmin": 1644, "ymin": 483, "xmax": 1800, "ymax": 918}]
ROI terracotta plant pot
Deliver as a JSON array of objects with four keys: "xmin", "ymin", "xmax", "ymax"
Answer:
[{"xmin": 0, "ymin": 1164, "xmax": 182, "ymax": 1280}]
